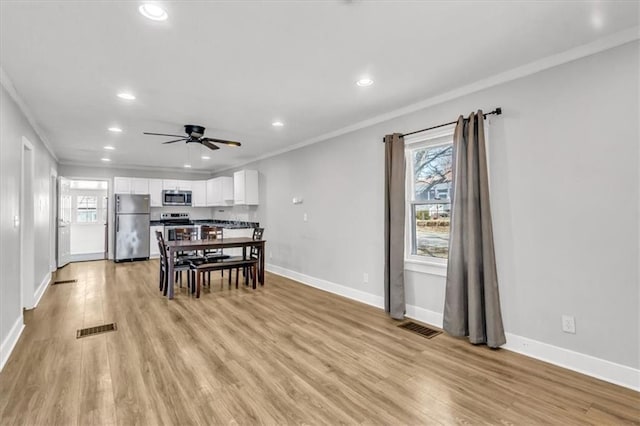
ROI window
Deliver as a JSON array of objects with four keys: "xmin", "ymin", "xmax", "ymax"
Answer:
[
  {"xmin": 76, "ymin": 195, "xmax": 98, "ymax": 223},
  {"xmin": 406, "ymin": 128, "xmax": 454, "ymax": 263}
]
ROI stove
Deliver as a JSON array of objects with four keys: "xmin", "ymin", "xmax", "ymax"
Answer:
[
  {"xmin": 160, "ymin": 212, "xmax": 192, "ymax": 225},
  {"xmin": 160, "ymin": 213, "xmax": 198, "ymax": 240}
]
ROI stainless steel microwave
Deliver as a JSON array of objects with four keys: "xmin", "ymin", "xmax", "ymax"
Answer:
[{"xmin": 162, "ymin": 190, "xmax": 192, "ymax": 206}]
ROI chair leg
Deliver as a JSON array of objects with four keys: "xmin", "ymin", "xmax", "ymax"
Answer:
[{"xmin": 196, "ymin": 271, "xmax": 201, "ymax": 298}]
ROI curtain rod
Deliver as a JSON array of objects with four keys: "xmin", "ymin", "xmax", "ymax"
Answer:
[{"xmin": 382, "ymin": 107, "xmax": 502, "ymax": 142}]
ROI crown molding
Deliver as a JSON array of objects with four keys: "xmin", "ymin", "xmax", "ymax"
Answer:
[
  {"xmin": 57, "ymin": 160, "xmax": 213, "ymax": 176},
  {"xmin": 215, "ymin": 26, "xmax": 640, "ymax": 174},
  {"xmin": 0, "ymin": 65, "xmax": 58, "ymax": 161}
]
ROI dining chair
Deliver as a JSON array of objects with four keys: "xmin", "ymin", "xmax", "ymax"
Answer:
[
  {"xmin": 234, "ymin": 227, "xmax": 264, "ymax": 286},
  {"xmin": 156, "ymin": 231, "xmax": 195, "ymax": 296}
]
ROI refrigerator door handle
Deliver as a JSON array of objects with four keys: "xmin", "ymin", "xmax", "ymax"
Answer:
[{"xmin": 116, "ymin": 216, "xmax": 119, "ymax": 232}]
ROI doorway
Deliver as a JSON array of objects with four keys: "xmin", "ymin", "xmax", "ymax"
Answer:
[
  {"xmin": 67, "ymin": 179, "xmax": 109, "ymax": 262},
  {"xmin": 50, "ymin": 169, "xmax": 57, "ymax": 272},
  {"xmin": 20, "ymin": 137, "xmax": 35, "ymax": 310}
]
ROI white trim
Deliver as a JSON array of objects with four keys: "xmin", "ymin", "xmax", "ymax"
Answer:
[
  {"xmin": 69, "ymin": 252, "xmax": 106, "ymax": 262},
  {"xmin": 403, "ymin": 304, "xmax": 640, "ymax": 392},
  {"xmin": 0, "ymin": 316, "xmax": 25, "ymax": 372},
  {"xmin": 405, "ymin": 304, "xmax": 444, "ymax": 328},
  {"xmin": 214, "ymin": 27, "xmax": 639, "ymax": 174},
  {"xmin": 31, "ymin": 272, "xmax": 51, "ymax": 309},
  {"xmin": 58, "ymin": 160, "xmax": 212, "ymax": 176},
  {"xmin": 265, "ymin": 263, "xmax": 384, "ymax": 309},
  {"xmin": 50, "ymin": 168, "xmax": 58, "ymax": 272},
  {"xmin": 503, "ymin": 333, "xmax": 640, "ymax": 392},
  {"xmin": 20, "ymin": 137, "xmax": 35, "ymax": 310},
  {"xmin": 0, "ymin": 66, "xmax": 58, "ymax": 161},
  {"xmin": 404, "ymin": 259, "xmax": 447, "ymax": 277}
]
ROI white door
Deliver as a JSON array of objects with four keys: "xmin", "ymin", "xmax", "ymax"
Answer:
[{"xmin": 57, "ymin": 177, "xmax": 72, "ymax": 268}]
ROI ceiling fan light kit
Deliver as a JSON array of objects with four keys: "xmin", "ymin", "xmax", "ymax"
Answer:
[{"xmin": 143, "ymin": 124, "xmax": 242, "ymax": 152}]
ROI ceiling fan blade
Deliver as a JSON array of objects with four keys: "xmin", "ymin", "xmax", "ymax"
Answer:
[
  {"xmin": 201, "ymin": 140, "xmax": 220, "ymax": 151},
  {"xmin": 144, "ymin": 132, "xmax": 186, "ymax": 138},
  {"xmin": 202, "ymin": 137, "xmax": 241, "ymax": 147},
  {"xmin": 162, "ymin": 138, "xmax": 188, "ymax": 144}
]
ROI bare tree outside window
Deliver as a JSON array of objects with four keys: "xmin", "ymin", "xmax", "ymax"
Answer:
[{"xmin": 410, "ymin": 143, "xmax": 453, "ymax": 258}]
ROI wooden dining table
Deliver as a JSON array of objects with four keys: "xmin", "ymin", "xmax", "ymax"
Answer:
[{"xmin": 165, "ymin": 237, "xmax": 266, "ymax": 299}]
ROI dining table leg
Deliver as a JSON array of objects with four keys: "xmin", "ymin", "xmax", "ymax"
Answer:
[
  {"xmin": 167, "ymin": 248, "xmax": 174, "ymax": 299},
  {"xmin": 259, "ymin": 242, "xmax": 265, "ymax": 285}
]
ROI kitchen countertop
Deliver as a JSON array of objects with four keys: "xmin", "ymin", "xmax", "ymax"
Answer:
[{"xmin": 150, "ymin": 219, "xmax": 259, "ymax": 229}]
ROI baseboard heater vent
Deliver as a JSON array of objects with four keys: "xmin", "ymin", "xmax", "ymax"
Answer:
[
  {"xmin": 53, "ymin": 279, "xmax": 77, "ymax": 285},
  {"xmin": 398, "ymin": 321, "xmax": 442, "ymax": 339},
  {"xmin": 76, "ymin": 323, "xmax": 117, "ymax": 339}
]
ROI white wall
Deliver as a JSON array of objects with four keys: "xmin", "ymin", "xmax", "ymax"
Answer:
[
  {"xmin": 216, "ymin": 42, "xmax": 639, "ymax": 384},
  {"xmin": 0, "ymin": 81, "xmax": 57, "ymax": 368}
]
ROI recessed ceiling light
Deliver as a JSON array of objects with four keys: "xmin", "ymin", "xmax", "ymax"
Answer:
[
  {"xmin": 101, "ymin": 158, "xmax": 111, "ymax": 162},
  {"xmin": 108, "ymin": 127, "xmax": 122, "ymax": 133},
  {"xmin": 184, "ymin": 164, "xmax": 192, "ymax": 168},
  {"xmin": 103, "ymin": 146, "xmax": 116, "ymax": 150},
  {"xmin": 201, "ymin": 155, "xmax": 210, "ymax": 160},
  {"xmin": 356, "ymin": 78, "xmax": 374, "ymax": 87},
  {"xmin": 272, "ymin": 121, "xmax": 284, "ymax": 127},
  {"xmin": 139, "ymin": 3, "xmax": 168, "ymax": 21},
  {"xmin": 117, "ymin": 93, "xmax": 136, "ymax": 100}
]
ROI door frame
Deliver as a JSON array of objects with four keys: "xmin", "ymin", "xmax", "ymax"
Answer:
[
  {"xmin": 64, "ymin": 177, "xmax": 110, "ymax": 262},
  {"xmin": 50, "ymin": 168, "xmax": 58, "ymax": 272},
  {"xmin": 20, "ymin": 136, "xmax": 35, "ymax": 312}
]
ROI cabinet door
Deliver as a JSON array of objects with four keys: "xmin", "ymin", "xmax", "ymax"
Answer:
[
  {"xmin": 192, "ymin": 181, "xmax": 207, "ymax": 207},
  {"xmin": 206, "ymin": 179, "xmax": 215, "ymax": 206},
  {"xmin": 132, "ymin": 178, "xmax": 149, "ymax": 194},
  {"xmin": 177, "ymin": 180, "xmax": 192, "ymax": 191},
  {"xmin": 148, "ymin": 179, "xmax": 163, "ymax": 207},
  {"xmin": 221, "ymin": 176, "xmax": 234, "ymax": 204},
  {"xmin": 114, "ymin": 177, "xmax": 132, "ymax": 194},
  {"xmin": 233, "ymin": 171, "xmax": 245, "ymax": 204},
  {"xmin": 163, "ymin": 179, "xmax": 178, "ymax": 190},
  {"xmin": 149, "ymin": 225, "xmax": 164, "ymax": 257}
]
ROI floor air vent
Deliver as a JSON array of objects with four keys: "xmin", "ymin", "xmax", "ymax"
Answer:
[
  {"xmin": 76, "ymin": 323, "xmax": 117, "ymax": 339},
  {"xmin": 53, "ymin": 279, "xmax": 77, "ymax": 285},
  {"xmin": 398, "ymin": 321, "xmax": 442, "ymax": 339}
]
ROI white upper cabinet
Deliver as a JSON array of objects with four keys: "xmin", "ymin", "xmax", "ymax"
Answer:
[
  {"xmin": 148, "ymin": 179, "xmax": 163, "ymax": 207},
  {"xmin": 234, "ymin": 170, "xmax": 259, "ymax": 205},
  {"xmin": 192, "ymin": 180, "xmax": 207, "ymax": 207},
  {"xmin": 206, "ymin": 176, "xmax": 235, "ymax": 206},
  {"xmin": 114, "ymin": 177, "xmax": 149, "ymax": 194},
  {"xmin": 163, "ymin": 179, "xmax": 192, "ymax": 191}
]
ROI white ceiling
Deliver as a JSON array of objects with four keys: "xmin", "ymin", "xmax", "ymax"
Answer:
[{"xmin": 1, "ymin": 1, "xmax": 638, "ymax": 172}]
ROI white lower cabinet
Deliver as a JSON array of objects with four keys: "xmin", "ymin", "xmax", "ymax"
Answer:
[{"xmin": 150, "ymin": 225, "xmax": 164, "ymax": 258}]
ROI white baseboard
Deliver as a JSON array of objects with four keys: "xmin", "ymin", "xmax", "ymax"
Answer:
[
  {"xmin": 405, "ymin": 304, "xmax": 444, "ymax": 329},
  {"xmin": 0, "ymin": 316, "xmax": 25, "ymax": 372},
  {"xmin": 265, "ymin": 263, "xmax": 384, "ymax": 309},
  {"xmin": 503, "ymin": 333, "xmax": 640, "ymax": 391},
  {"xmin": 266, "ymin": 263, "xmax": 640, "ymax": 391},
  {"xmin": 69, "ymin": 252, "xmax": 106, "ymax": 262},
  {"xmin": 31, "ymin": 271, "xmax": 51, "ymax": 309}
]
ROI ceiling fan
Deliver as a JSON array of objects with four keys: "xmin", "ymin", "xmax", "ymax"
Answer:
[{"xmin": 143, "ymin": 125, "xmax": 241, "ymax": 151}]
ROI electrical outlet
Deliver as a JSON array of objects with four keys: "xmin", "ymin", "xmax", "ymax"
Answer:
[
  {"xmin": 363, "ymin": 273, "xmax": 369, "ymax": 283},
  {"xmin": 269, "ymin": 251, "xmax": 273, "ymax": 259},
  {"xmin": 562, "ymin": 315, "xmax": 576, "ymax": 334},
  {"xmin": 303, "ymin": 213, "xmax": 308, "ymax": 222}
]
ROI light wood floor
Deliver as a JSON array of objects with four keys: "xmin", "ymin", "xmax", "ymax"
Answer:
[{"xmin": 0, "ymin": 260, "xmax": 638, "ymax": 425}]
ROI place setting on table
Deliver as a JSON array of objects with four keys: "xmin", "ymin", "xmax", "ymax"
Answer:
[{"xmin": 156, "ymin": 226, "xmax": 265, "ymax": 299}]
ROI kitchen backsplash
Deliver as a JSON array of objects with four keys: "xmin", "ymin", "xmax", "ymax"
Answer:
[{"xmin": 150, "ymin": 205, "xmax": 259, "ymax": 222}]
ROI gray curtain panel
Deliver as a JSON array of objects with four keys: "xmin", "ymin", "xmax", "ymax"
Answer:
[
  {"xmin": 443, "ymin": 111, "xmax": 506, "ymax": 348},
  {"xmin": 384, "ymin": 133, "xmax": 406, "ymax": 320}
]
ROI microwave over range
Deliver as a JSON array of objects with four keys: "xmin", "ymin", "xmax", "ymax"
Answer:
[{"xmin": 162, "ymin": 190, "xmax": 192, "ymax": 206}]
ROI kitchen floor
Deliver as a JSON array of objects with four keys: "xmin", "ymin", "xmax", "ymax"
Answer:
[{"xmin": 0, "ymin": 260, "xmax": 638, "ymax": 425}]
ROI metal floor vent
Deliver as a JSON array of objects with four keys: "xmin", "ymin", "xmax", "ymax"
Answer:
[
  {"xmin": 398, "ymin": 321, "xmax": 442, "ymax": 339},
  {"xmin": 76, "ymin": 323, "xmax": 117, "ymax": 339},
  {"xmin": 53, "ymin": 279, "xmax": 77, "ymax": 285}
]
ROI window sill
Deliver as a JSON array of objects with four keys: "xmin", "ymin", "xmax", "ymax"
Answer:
[{"xmin": 404, "ymin": 258, "xmax": 447, "ymax": 277}]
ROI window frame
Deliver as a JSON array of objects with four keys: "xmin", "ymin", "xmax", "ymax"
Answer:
[{"xmin": 404, "ymin": 123, "xmax": 456, "ymax": 275}]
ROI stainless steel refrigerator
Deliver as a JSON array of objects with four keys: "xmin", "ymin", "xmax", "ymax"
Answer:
[{"xmin": 114, "ymin": 194, "xmax": 150, "ymax": 262}]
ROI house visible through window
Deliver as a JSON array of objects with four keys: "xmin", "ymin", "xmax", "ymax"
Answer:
[
  {"xmin": 406, "ymin": 132, "xmax": 454, "ymax": 261},
  {"xmin": 76, "ymin": 195, "xmax": 98, "ymax": 223}
]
